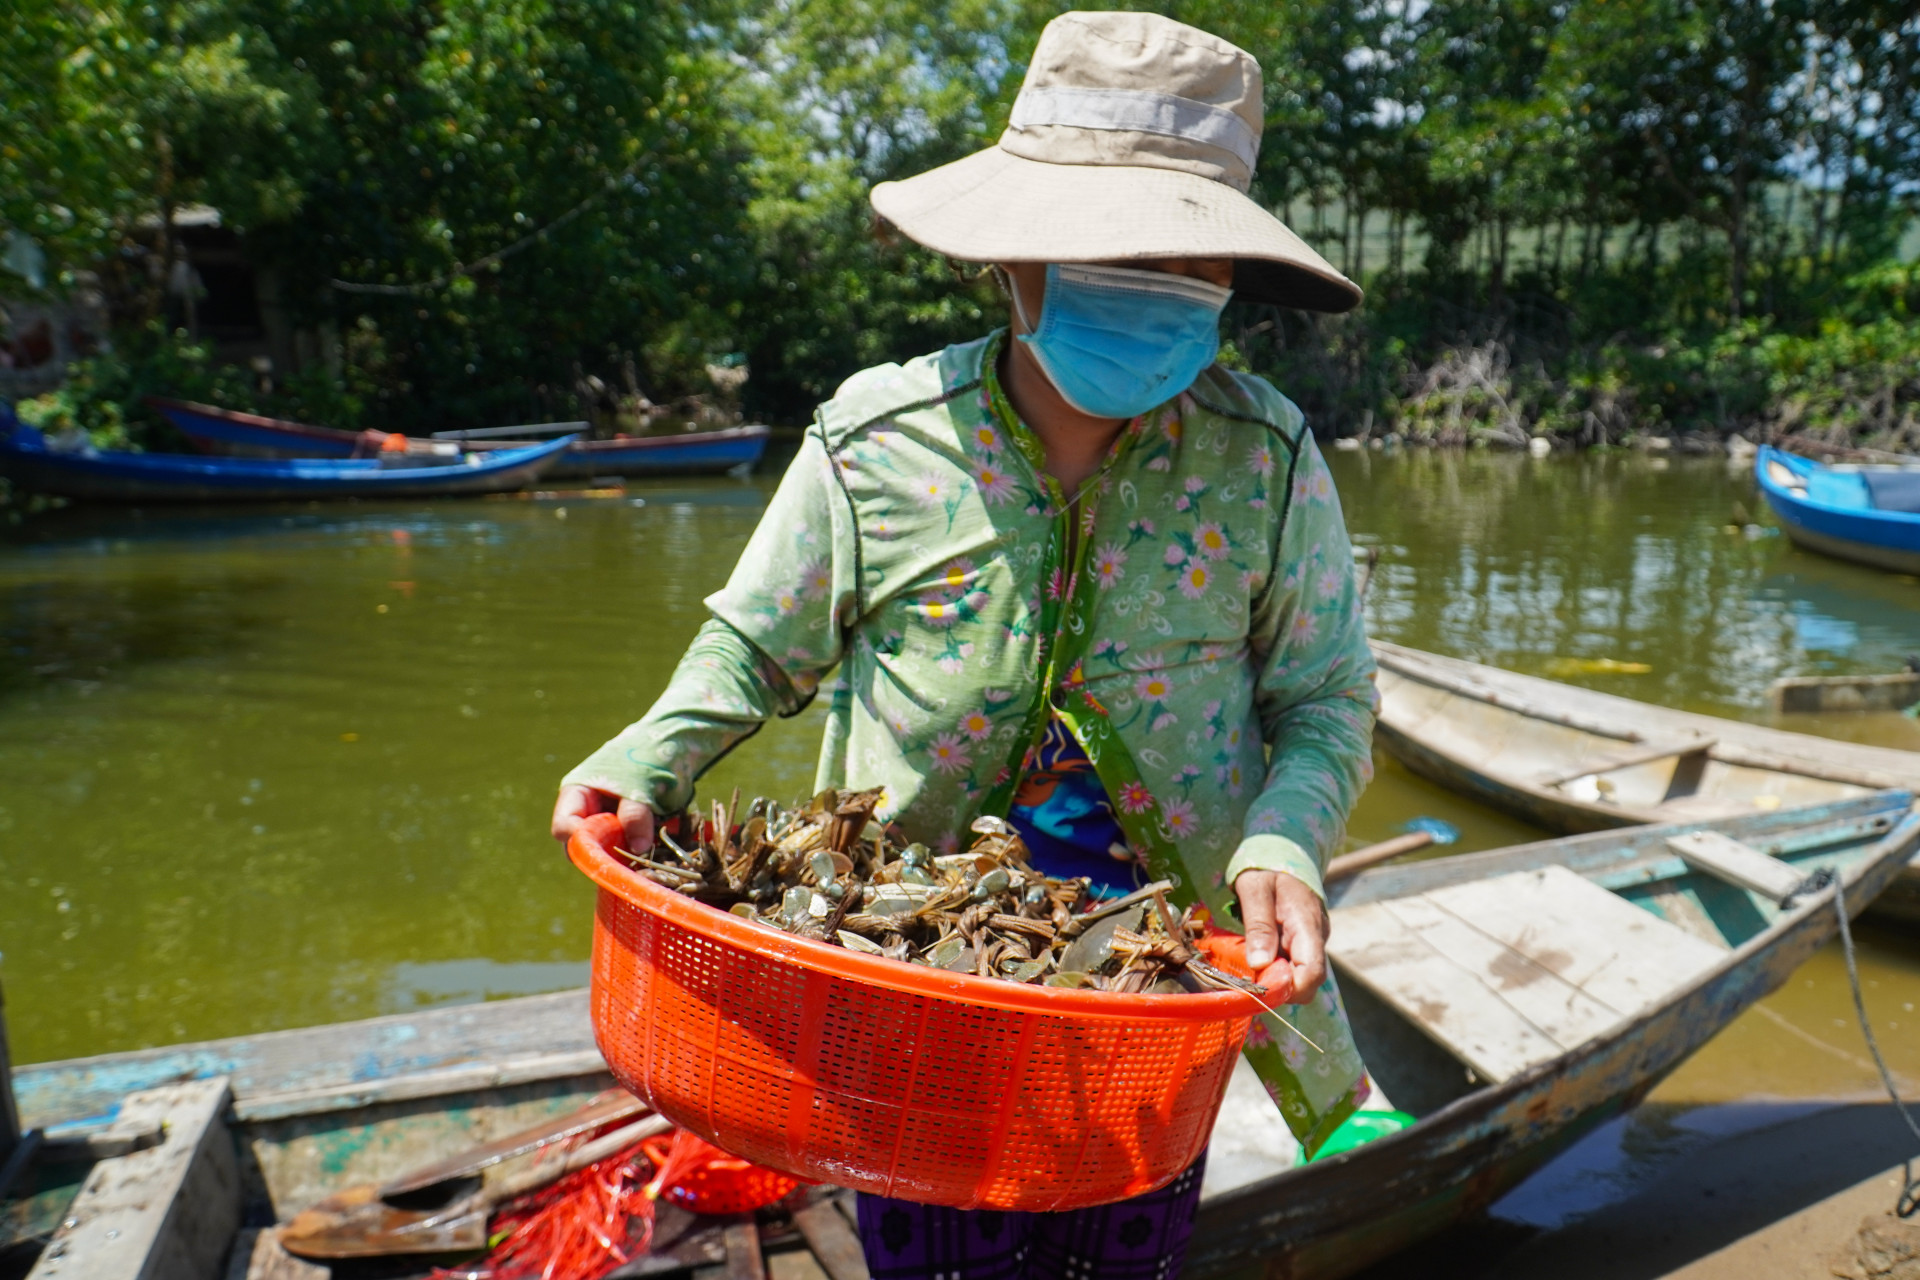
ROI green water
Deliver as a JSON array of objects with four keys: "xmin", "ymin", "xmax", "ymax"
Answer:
[{"xmin": 7, "ymin": 450, "xmax": 1920, "ymax": 1093}]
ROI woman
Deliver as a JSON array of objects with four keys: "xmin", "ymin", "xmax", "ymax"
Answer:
[{"xmin": 552, "ymin": 12, "xmax": 1376, "ymax": 1277}]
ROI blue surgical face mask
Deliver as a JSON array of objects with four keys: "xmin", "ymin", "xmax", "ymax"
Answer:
[{"xmin": 1013, "ymin": 263, "xmax": 1232, "ymax": 420}]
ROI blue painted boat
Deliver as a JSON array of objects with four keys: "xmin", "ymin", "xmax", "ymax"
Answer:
[
  {"xmin": 148, "ymin": 398, "xmax": 368, "ymax": 459},
  {"xmin": 534, "ymin": 425, "xmax": 771, "ymax": 480},
  {"xmin": 1756, "ymin": 445, "xmax": 1920, "ymax": 574},
  {"xmin": 151, "ymin": 398, "xmax": 773, "ymax": 480},
  {"xmin": 0, "ymin": 412, "xmax": 573, "ymax": 503}
]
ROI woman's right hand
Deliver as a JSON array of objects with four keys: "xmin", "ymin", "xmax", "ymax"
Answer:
[{"xmin": 551, "ymin": 784, "xmax": 655, "ymax": 855}]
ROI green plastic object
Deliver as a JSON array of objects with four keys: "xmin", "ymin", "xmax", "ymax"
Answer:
[{"xmin": 1308, "ymin": 1109, "xmax": 1419, "ymax": 1161}]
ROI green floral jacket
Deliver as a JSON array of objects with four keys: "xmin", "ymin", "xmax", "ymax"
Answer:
[{"xmin": 566, "ymin": 331, "xmax": 1378, "ymax": 1149}]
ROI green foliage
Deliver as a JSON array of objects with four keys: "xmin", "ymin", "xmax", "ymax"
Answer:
[
  {"xmin": 724, "ymin": 0, "xmax": 1034, "ymax": 414},
  {"xmin": 16, "ymin": 324, "xmax": 254, "ymax": 449},
  {"xmin": 4, "ymin": 0, "xmax": 1917, "ymax": 440},
  {"xmin": 2, "ymin": 0, "xmax": 309, "ymax": 309}
]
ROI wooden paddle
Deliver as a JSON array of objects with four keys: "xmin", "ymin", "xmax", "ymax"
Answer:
[
  {"xmin": 279, "ymin": 1092, "xmax": 667, "ymax": 1258},
  {"xmin": 1324, "ymin": 831, "xmax": 1436, "ymax": 886}
]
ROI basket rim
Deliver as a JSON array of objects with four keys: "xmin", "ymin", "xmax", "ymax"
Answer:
[{"xmin": 569, "ymin": 813, "xmax": 1257, "ymax": 1024}]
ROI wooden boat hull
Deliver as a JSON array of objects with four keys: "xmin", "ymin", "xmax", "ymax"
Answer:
[
  {"xmin": 1188, "ymin": 792, "xmax": 1920, "ymax": 1278},
  {"xmin": 14, "ymin": 992, "xmax": 610, "ymax": 1221},
  {"xmin": 1375, "ymin": 715, "xmax": 1644, "ymax": 836},
  {"xmin": 0, "ymin": 433, "xmax": 572, "ymax": 504},
  {"xmin": 153, "ymin": 398, "xmax": 773, "ymax": 478},
  {"xmin": 540, "ymin": 426, "xmax": 771, "ymax": 478},
  {"xmin": 1756, "ymin": 447, "xmax": 1920, "ymax": 575},
  {"xmin": 151, "ymin": 399, "xmax": 365, "ymax": 459},
  {"xmin": 13, "ymin": 796, "xmax": 1916, "ymax": 1280},
  {"xmin": 1371, "ymin": 641, "xmax": 1920, "ymax": 924}
]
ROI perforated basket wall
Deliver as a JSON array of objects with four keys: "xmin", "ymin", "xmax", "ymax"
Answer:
[{"xmin": 570, "ymin": 815, "xmax": 1251, "ymax": 1211}]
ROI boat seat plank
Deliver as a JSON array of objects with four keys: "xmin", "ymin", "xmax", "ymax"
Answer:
[
  {"xmin": 1640, "ymin": 794, "xmax": 1755, "ymax": 823},
  {"xmin": 793, "ymin": 1197, "xmax": 871, "ymax": 1280},
  {"xmin": 1422, "ymin": 867, "xmax": 1728, "ymax": 1017},
  {"xmin": 1329, "ymin": 901, "xmax": 1569, "ymax": 1083},
  {"xmin": 1666, "ymin": 830, "xmax": 1807, "ymax": 904},
  {"xmin": 1332, "ymin": 867, "xmax": 1732, "ymax": 1083},
  {"xmin": 1373, "ymin": 895, "xmax": 1625, "ymax": 1047},
  {"xmin": 27, "ymin": 1079, "xmax": 241, "ymax": 1280},
  {"xmin": 1536, "ymin": 738, "xmax": 1717, "ymax": 788}
]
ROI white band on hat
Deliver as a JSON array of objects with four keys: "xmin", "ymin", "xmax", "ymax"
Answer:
[{"xmin": 1008, "ymin": 85, "xmax": 1259, "ymax": 173}]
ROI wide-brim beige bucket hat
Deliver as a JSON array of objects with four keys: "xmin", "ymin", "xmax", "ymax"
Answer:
[{"xmin": 871, "ymin": 11, "xmax": 1361, "ymax": 313}]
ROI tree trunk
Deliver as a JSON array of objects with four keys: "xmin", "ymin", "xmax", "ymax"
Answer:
[
  {"xmin": 1352, "ymin": 196, "xmax": 1367, "ymax": 283},
  {"xmin": 1490, "ymin": 215, "xmax": 1509, "ymax": 314},
  {"xmin": 155, "ymin": 127, "xmax": 176, "ymax": 328},
  {"xmin": 0, "ymin": 978, "xmax": 19, "ymax": 1159},
  {"xmin": 1728, "ymin": 177, "xmax": 1749, "ymax": 322}
]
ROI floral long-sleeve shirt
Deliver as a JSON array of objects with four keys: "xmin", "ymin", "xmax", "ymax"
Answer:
[{"xmin": 565, "ymin": 331, "xmax": 1378, "ymax": 1150}]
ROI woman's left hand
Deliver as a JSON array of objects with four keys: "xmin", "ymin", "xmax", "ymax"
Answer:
[{"xmin": 1230, "ymin": 869, "xmax": 1329, "ymax": 1005}]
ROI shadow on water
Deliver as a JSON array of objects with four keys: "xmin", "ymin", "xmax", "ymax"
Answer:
[
  {"xmin": 1340, "ymin": 1100, "xmax": 1920, "ymax": 1279},
  {"xmin": 0, "ymin": 566, "xmax": 286, "ymax": 701}
]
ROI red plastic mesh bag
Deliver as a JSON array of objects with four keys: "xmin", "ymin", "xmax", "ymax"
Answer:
[
  {"xmin": 456, "ymin": 1126, "xmax": 800, "ymax": 1280},
  {"xmin": 638, "ymin": 1131, "xmax": 804, "ymax": 1216}
]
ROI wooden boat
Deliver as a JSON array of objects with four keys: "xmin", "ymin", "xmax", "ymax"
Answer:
[
  {"xmin": 152, "ymin": 398, "xmax": 773, "ymax": 480},
  {"xmin": 1372, "ymin": 640, "xmax": 1920, "ymax": 922},
  {"xmin": 431, "ymin": 421, "xmax": 773, "ymax": 480},
  {"xmin": 1769, "ymin": 670, "xmax": 1920, "ymax": 715},
  {"xmin": 8, "ymin": 794, "xmax": 1916, "ymax": 1280},
  {"xmin": 1191, "ymin": 789, "xmax": 1919, "ymax": 1276},
  {"xmin": 0, "ymin": 417, "xmax": 573, "ymax": 504},
  {"xmin": 1756, "ymin": 445, "xmax": 1920, "ymax": 574}
]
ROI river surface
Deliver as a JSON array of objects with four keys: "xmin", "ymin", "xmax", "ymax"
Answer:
[{"xmin": 6, "ymin": 449, "xmax": 1920, "ymax": 1254}]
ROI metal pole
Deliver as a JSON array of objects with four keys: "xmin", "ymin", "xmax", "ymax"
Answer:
[{"xmin": 0, "ymin": 977, "xmax": 19, "ymax": 1158}]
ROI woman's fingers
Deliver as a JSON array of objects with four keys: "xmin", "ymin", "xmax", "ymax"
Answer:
[
  {"xmin": 1233, "ymin": 870, "xmax": 1282, "ymax": 970},
  {"xmin": 616, "ymin": 797, "xmax": 656, "ymax": 856},
  {"xmin": 550, "ymin": 784, "xmax": 605, "ymax": 842},
  {"xmin": 550, "ymin": 786, "xmax": 654, "ymax": 856},
  {"xmin": 1252, "ymin": 957, "xmax": 1296, "ymax": 1004},
  {"xmin": 1232, "ymin": 868, "xmax": 1330, "ymax": 1004},
  {"xmin": 1274, "ymin": 876, "xmax": 1329, "ymax": 1002}
]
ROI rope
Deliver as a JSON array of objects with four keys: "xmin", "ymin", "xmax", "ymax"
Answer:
[
  {"xmin": 329, "ymin": 161, "xmax": 646, "ymax": 297},
  {"xmin": 1786, "ymin": 867, "xmax": 1920, "ymax": 1216}
]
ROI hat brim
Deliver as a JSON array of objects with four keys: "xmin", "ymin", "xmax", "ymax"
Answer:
[{"xmin": 871, "ymin": 146, "xmax": 1362, "ymax": 314}]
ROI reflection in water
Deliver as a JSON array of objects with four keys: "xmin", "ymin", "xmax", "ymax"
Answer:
[
  {"xmin": 387, "ymin": 958, "xmax": 592, "ymax": 1008},
  {"xmin": 1338, "ymin": 449, "xmax": 1920, "ymax": 720}
]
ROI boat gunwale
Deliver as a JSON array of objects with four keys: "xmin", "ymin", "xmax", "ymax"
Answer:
[
  {"xmin": 1329, "ymin": 790, "xmax": 1911, "ymax": 908},
  {"xmin": 154, "ymin": 396, "xmax": 774, "ymax": 457},
  {"xmin": 147, "ymin": 397, "xmax": 363, "ymax": 444},
  {"xmin": 1372, "ymin": 640, "xmax": 1920, "ymax": 792},
  {"xmin": 0, "ymin": 434, "xmax": 574, "ymax": 502}
]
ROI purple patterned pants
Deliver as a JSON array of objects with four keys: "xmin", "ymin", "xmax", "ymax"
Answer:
[{"xmin": 854, "ymin": 1152, "xmax": 1207, "ymax": 1280}]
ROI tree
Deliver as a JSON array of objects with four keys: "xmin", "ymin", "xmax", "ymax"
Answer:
[
  {"xmin": 2, "ymin": 0, "xmax": 305, "ymax": 322},
  {"xmin": 225, "ymin": 0, "xmax": 754, "ymax": 428}
]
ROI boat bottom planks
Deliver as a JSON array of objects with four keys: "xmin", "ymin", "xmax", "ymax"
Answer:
[{"xmin": 8, "ymin": 794, "xmax": 1917, "ymax": 1280}]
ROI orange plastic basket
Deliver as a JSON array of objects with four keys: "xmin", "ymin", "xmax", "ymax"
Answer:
[{"xmin": 568, "ymin": 814, "xmax": 1252, "ymax": 1211}]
